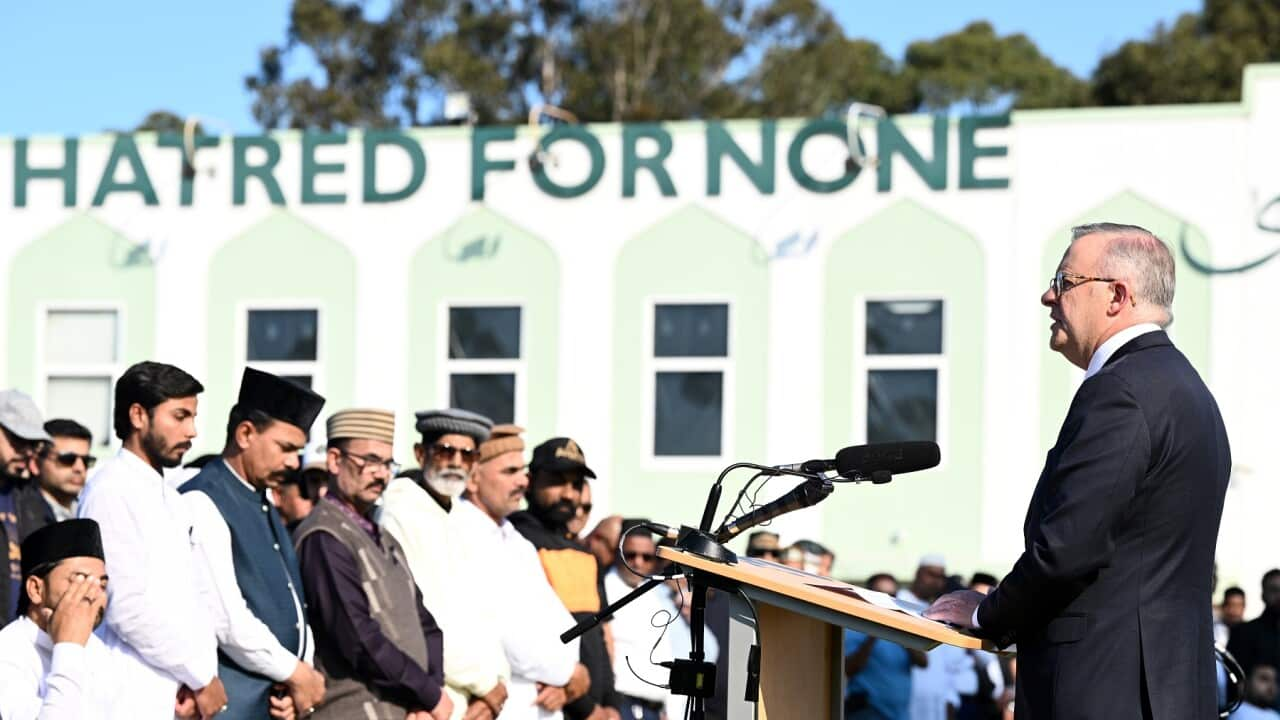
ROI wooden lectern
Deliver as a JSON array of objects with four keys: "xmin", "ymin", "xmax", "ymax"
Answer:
[{"xmin": 659, "ymin": 546, "xmax": 992, "ymax": 720}]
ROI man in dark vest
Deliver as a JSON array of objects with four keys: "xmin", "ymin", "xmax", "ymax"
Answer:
[
  {"xmin": 182, "ymin": 368, "xmax": 328, "ymax": 719},
  {"xmin": 296, "ymin": 408, "xmax": 451, "ymax": 720}
]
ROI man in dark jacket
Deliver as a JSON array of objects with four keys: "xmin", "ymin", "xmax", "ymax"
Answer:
[
  {"xmin": 510, "ymin": 437, "xmax": 621, "ymax": 720},
  {"xmin": 0, "ymin": 389, "xmax": 54, "ymax": 619},
  {"xmin": 926, "ymin": 223, "xmax": 1232, "ymax": 720}
]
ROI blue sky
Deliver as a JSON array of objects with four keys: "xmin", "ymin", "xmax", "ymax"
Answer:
[{"xmin": 0, "ymin": 0, "xmax": 1199, "ymax": 136}]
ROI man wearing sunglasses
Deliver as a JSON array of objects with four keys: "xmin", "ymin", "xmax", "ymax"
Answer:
[
  {"xmin": 925, "ymin": 223, "xmax": 1232, "ymax": 720},
  {"xmin": 0, "ymin": 389, "xmax": 56, "ymax": 620},
  {"xmin": 379, "ymin": 408, "xmax": 511, "ymax": 720},
  {"xmin": 35, "ymin": 419, "xmax": 94, "ymax": 523}
]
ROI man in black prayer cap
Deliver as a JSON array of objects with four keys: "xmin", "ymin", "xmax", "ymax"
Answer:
[
  {"xmin": 182, "ymin": 367, "xmax": 327, "ymax": 719},
  {"xmin": 0, "ymin": 518, "xmax": 120, "ymax": 720}
]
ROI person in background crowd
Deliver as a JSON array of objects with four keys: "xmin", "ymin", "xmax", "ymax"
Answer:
[
  {"xmin": 788, "ymin": 539, "xmax": 834, "ymax": 575},
  {"xmin": 1218, "ymin": 586, "xmax": 1248, "ymax": 646},
  {"xmin": 1231, "ymin": 665, "xmax": 1280, "ymax": 720},
  {"xmin": 77, "ymin": 361, "xmax": 226, "ymax": 719},
  {"xmin": 900, "ymin": 555, "xmax": 977, "ymax": 720},
  {"xmin": 448, "ymin": 425, "xmax": 589, "ymax": 720},
  {"xmin": 272, "ymin": 443, "xmax": 328, "ymax": 534},
  {"xmin": 744, "ymin": 531, "xmax": 781, "ymax": 562},
  {"xmin": 844, "ymin": 571, "xmax": 927, "ymax": 720},
  {"xmin": 585, "ymin": 516, "xmax": 622, "ymax": 572},
  {"xmin": 181, "ymin": 368, "xmax": 327, "ymax": 719},
  {"xmin": 1230, "ymin": 570, "xmax": 1280, "ymax": 711},
  {"xmin": 510, "ymin": 437, "xmax": 620, "ymax": 720},
  {"xmin": 0, "ymin": 519, "xmax": 118, "ymax": 720},
  {"xmin": 958, "ymin": 574, "xmax": 1005, "ymax": 720},
  {"xmin": 379, "ymin": 408, "xmax": 509, "ymax": 720},
  {"xmin": 295, "ymin": 409, "xmax": 452, "ymax": 720},
  {"xmin": 0, "ymin": 389, "xmax": 55, "ymax": 619},
  {"xmin": 603, "ymin": 519, "xmax": 672, "ymax": 720},
  {"xmin": 781, "ymin": 544, "xmax": 805, "ymax": 569},
  {"xmin": 567, "ymin": 481, "xmax": 592, "ymax": 539},
  {"xmin": 34, "ymin": 419, "xmax": 94, "ymax": 523}
]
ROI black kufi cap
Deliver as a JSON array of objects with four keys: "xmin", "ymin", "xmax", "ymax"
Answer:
[
  {"xmin": 238, "ymin": 367, "xmax": 326, "ymax": 433},
  {"xmin": 21, "ymin": 519, "xmax": 105, "ymax": 578}
]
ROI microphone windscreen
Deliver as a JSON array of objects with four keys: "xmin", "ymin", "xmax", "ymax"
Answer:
[{"xmin": 835, "ymin": 441, "xmax": 940, "ymax": 477}]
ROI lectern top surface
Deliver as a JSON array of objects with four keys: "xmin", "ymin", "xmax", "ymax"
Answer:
[{"xmin": 658, "ymin": 546, "xmax": 993, "ymax": 651}]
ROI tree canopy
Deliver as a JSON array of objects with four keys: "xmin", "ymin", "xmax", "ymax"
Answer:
[{"xmin": 226, "ymin": 0, "xmax": 1280, "ymax": 130}]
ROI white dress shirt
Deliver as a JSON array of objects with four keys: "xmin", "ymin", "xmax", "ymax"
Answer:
[
  {"xmin": 77, "ymin": 448, "xmax": 218, "ymax": 719},
  {"xmin": 378, "ymin": 476, "xmax": 510, "ymax": 717},
  {"xmin": 1084, "ymin": 322, "xmax": 1162, "ymax": 380},
  {"xmin": 185, "ymin": 460, "xmax": 313, "ymax": 683},
  {"xmin": 448, "ymin": 498, "xmax": 578, "ymax": 720},
  {"xmin": 603, "ymin": 567, "xmax": 673, "ymax": 704},
  {"xmin": 0, "ymin": 616, "xmax": 119, "ymax": 720}
]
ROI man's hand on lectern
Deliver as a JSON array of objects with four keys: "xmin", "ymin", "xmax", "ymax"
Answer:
[{"xmin": 922, "ymin": 589, "xmax": 984, "ymax": 628}]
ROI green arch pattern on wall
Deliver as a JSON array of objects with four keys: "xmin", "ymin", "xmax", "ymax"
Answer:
[
  {"xmin": 610, "ymin": 204, "xmax": 769, "ymax": 529},
  {"xmin": 1038, "ymin": 191, "xmax": 1212, "ymax": 455},
  {"xmin": 206, "ymin": 211, "xmax": 357, "ymax": 454},
  {"xmin": 404, "ymin": 207, "xmax": 560, "ymax": 455},
  {"xmin": 821, "ymin": 199, "xmax": 986, "ymax": 580},
  {"xmin": 6, "ymin": 214, "xmax": 157, "ymax": 436}
]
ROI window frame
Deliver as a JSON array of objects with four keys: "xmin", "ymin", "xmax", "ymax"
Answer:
[
  {"xmin": 34, "ymin": 301, "xmax": 126, "ymax": 448},
  {"xmin": 642, "ymin": 296, "xmax": 735, "ymax": 471},
  {"xmin": 853, "ymin": 294, "xmax": 949, "ymax": 469},
  {"xmin": 436, "ymin": 299, "xmax": 527, "ymax": 427},
  {"xmin": 236, "ymin": 301, "xmax": 326, "ymax": 396}
]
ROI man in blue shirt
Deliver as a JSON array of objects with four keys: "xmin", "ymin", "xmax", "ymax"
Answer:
[{"xmin": 845, "ymin": 574, "xmax": 928, "ymax": 720}]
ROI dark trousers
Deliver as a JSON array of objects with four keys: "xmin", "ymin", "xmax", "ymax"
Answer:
[{"xmin": 618, "ymin": 694, "xmax": 664, "ymax": 720}]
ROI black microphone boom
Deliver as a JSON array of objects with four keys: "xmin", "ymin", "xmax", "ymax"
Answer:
[
  {"xmin": 836, "ymin": 441, "xmax": 939, "ymax": 478},
  {"xmin": 714, "ymin": 478, "xmax": 833, "ymax": 544}
]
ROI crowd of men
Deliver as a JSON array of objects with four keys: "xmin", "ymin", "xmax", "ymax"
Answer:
[{"xmin": 0, "ymin": 359, "xmax": 1273, "ymax": 720}]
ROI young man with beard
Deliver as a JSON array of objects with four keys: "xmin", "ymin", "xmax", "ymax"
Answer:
[
  {"xmin": 379, "ymin": 408, "xmax": 510, "ymax": 720},
  {"xmin": 509, "ymin": 437, "xmax": 621, "ymax": 720},
  {"xmin": 0, "ymin": 519, "xmax": 119, "ymax": 720},
  {"xmin": 295, "ymin": 409, "xmax": 452, "ymax": 720},
  {"xmin": 181, "ymin": 368, "xmax": 327, "ymax": 719},
  {"xmin": 448, "ymin": 426, "xmax": 589, "ymax": 720},
  {"xmin": 77, "ymin": 361, "xmax": 227, "ymax": 719},
  {"xmin": 0, "ymin": 389, "xmax": 55, "ymax": 619}
]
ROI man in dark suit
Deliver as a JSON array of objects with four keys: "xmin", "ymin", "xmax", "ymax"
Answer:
[{"xmin": 925, "ymin": 223, "xmax": 1232, "ymax": 719}]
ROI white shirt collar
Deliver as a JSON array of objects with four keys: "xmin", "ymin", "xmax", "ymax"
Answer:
[
  {"xmin": 116, "ymin": 446, "xmax": 164, "ymax": 481},
  {"xmin": 456, "ymin": 496, "xmax": 517, "ymax": 539},
  {"xmin": 220, "ymin": 459, "xmax": 258, "ymax": 494},
  {"xmin": 1084, "ymin": 323, "xmax": 1162, "ymax": 380}
]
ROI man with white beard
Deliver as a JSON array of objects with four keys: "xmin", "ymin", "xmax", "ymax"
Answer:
[{"xmin": 379, "ymin": 409, "xmax": 510, "ymax": 720}]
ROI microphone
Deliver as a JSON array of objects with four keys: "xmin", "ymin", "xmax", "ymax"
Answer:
[
  {"xmin": 714, "ymin": 478, "xmax": 834, "ymax": 544},
  {"xmin": 835, "ymin": 441, "xmax": 939, "ymax": 478},
  {"xmin": 774, "ymin": 441, "xmax": 941, "ymax": 478}
]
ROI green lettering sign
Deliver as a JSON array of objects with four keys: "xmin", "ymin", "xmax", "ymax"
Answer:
[
  {"xmin": 14, "ymin": 138, "xmax": 77, "ymax": 208},
  {"xmin": 157, "ymin": 132, "xmax": 220, "ymax": 206},
  {"xmin": 301, "ymin": 132, "xmax": 348, "ymax": 204},
  {"xmin": 233, "ymin": 136, "xmax": 286, "ymax": 205},
  {"xmin": 92, "ymin": 135, "xmax": 159, "ymax": 206},
  {"xmin": 788, "ymin": 119, "xmax": 859, "ymax": 194},
  {"xmin": 877, "ymin": 116, "xmax": 948, "ymax": 192},
  {"xmin": 706, "ymin": 121, "xmax": 775, "ymax": 196},
  {"xmin": 471, "ymin": 126, "xmax": 517, "ymax": 201},
  {"xmin": 958, "ymin": 114, "xmax": 1010, "ymax": 190},
  {"xmin": 532, "ymin": 126, "xmax": 605, "ymax": 199},
  {"xmin": 363, "ymin": 131, "xmax": 426, "ymax": 203},
  {"xmin": 622, "ymin": 124, "xmax": 676, "ymax": 198}
]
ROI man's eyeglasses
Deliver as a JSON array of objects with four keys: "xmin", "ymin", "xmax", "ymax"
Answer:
[
  {"xmin": 337, "ymin": 449, "xmax": 400, "ymax": 476},
  {"xmin": 430, "ymin": 443, "xmax": 477, "ymax": 465},
  {"xmin": 624, "ymin": 551, "xmax": 656, "ymax": 563},
  {"xmin": 52, "ymin": 452, "xmax": 95, "ymax": 469},
  {"xmin": 1049, "ymin": 271, "xmax": 1115, "ymax": 297}
]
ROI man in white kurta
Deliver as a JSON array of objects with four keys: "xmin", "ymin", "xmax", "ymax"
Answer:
[
  {"xmin": 77, "ymin": 361, "xmax": 222, "ymax": 718},
  {"xmin": 447, "ymin": 425, "xmax": 587, "ymax": 720},
  {"xmin": 379, "ymin": 408, "xmax": 509, "ymax": 720}
]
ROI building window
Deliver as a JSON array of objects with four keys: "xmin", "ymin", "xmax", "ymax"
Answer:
[
  {"xmin": 650, "ymin": 303, "xmax": 730, "ymax": 457},
  {"xmin": 245, "ymin": 308, "xmax": 320, "ymax": 389},
  {"xmin": 445, "ymin": 305, "xmax": 522, "ymax": 424},
  {"xmin": 42, "ymin": 308, "xmax": 121, "ymax": 446},
  {"xmin": 861, "ymin": 299, "xmax": 944, "ymax": 444}
]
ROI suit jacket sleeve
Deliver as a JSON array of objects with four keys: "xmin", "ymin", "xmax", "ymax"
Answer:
[{"xmin": 977, "ymin": 373, "xmax": 1151, "ymax": 645}]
